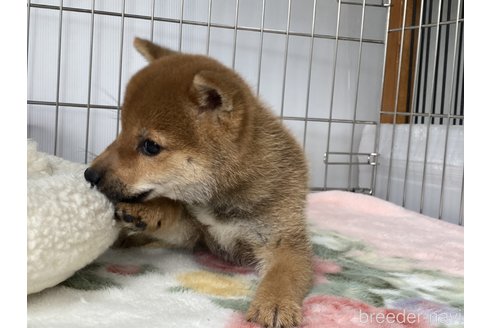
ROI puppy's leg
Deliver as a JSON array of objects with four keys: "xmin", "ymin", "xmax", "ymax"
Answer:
[
  {"xmin": 112, "ymin": 228, "xmax": 159, "ymax": 248},
  {"xmin": 247, "ymin": 238, "xmax": 313, "ymax": 328},
  {"xmin": 115, "ymin": 198, "xmax": 200, "ymax": 249}
]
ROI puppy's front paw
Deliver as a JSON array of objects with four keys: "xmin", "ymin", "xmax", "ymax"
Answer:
[
  {"xmin": 246, "ymin": 297, "xmax": 302, "ymax": 328},
  {"xmin": 115, "ymin": 203, "xmax": 156, "ymax": 232}
]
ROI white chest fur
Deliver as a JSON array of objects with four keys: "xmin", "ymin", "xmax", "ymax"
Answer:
[{"xmin": 188, "ymin": 206, "xmax": 243, "ymax": 252}]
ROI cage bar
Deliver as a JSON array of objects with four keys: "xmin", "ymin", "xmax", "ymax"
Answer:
[
  {"xmin": 205, "ymin": 0, "xmax": 212, "ymax": 55},
  {"xmin": 231, "ymin": 0, "xmax": 240, "ymax": 69},
  {"xmin": 53, "ymin": 0, "xmax": 64, "ymax": 156},
  {"xmin": 453, "ymin": 19, "xmax": 463, "ymax": 125},
  {"xmin": 301, "ymin": 0, "xmax": 318, "ymax": 151},
  {"xmin": 385, "ymin": 0, "xmax": 409, "ymax": 201},
  {"xmin": 178, "ymin": 0, "xmax": 185, "ymax": 52},
  {"xmin": 322, "ymin": 0, "xmax": 342, "ymax": 189},
  {"xmin": 388, "ymin": 19, "xmax": 464, "ymax": 32},
  {"xmin": 401, "ymin": 0, "xmax": 426, "ymax": 208},
  {"xmin": 279, "ymin": 0, "xmax": 292, "ymax": 119},
  {"xmin": 347, "ymin": 0, "xmax": 367, "ymax": 190},
  {"xmin": 115, "ymin": 0, "xmax": 126, "ymax": 138},
  {"xmin": 371, "ymin": 0, "xmax": 392, "ymax": 196},
  {"xmin": 83, "ymin": 0, "xmax": 96, "ymax": 164},
  {"xmin": 419, "ymin": 0, "xmax": 444, "ymax": 214},
  {"xmin": 255, "ymin": 0, "xmax": 266, "ymax": 96},
  {"xmin": 27, "ymin": 0, "xmax": 32, "ymax": 67},
  {"xmin": 150, "ymin": 0, "xmax": 156, "ymax": 41}
]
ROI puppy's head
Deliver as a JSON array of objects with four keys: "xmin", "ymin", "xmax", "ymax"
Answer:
[{"xmin": 85, "ymin": 38, "xmax": 254, "ymax": 204}]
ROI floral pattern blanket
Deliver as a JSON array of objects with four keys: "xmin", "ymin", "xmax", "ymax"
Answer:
[{"xmin": 27, "ymin": 191, "xmax": 463, "ymax": 328}]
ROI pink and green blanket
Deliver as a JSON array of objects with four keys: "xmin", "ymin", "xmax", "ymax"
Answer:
[{"xmin": 27, "ymin": 191, "xmax": 463, "ymax": 327}]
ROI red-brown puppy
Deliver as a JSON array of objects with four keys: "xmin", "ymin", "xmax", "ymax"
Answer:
[{"xmin": 85, "ymin": 38, "xmax": 313, "ymax": 328}]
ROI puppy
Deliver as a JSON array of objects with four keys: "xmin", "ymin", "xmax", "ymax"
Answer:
[{"xmin": 84, "ymin": 38, "xmax": 313, "ymax": 328}]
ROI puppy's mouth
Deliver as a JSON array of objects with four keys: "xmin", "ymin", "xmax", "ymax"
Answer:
[
  {"xmin": 119, "ymin": 190, "xmax": 152, "ymax": 203},
  {"xmin": 86, "ymin": 172, "xmax": 153, "ymax": 204},
  {"xmin": 96, "ymin": 185, "xmax": 152, "ymax": 204}
]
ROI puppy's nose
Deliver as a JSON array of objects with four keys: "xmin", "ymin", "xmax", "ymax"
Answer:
[{"xmin": 84, "ymin": 168, "xmax": 102, "ymax": 186}]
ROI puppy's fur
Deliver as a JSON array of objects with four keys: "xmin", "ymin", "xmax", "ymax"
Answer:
[{"xmin": 85, "ymin": 38, "xmax": 313, "ymax": 328}]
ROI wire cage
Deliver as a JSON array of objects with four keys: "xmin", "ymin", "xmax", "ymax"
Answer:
[{"xmin": 27, "ymin": 0, "xmax": 464, "ymax": 225}]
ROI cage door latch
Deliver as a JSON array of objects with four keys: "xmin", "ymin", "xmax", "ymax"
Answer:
[{"xmin": 367, "ymin": 153, "xmax": 379, "ymax": 166}]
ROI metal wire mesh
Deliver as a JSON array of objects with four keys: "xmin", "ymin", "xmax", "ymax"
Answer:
[{"xmin": 373, "ymin": 0, "xmax": 464, "ymax": 225}]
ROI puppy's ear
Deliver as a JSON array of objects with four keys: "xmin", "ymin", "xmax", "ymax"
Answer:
[
  {"xmin": 192, "ymin": 71, "xmax": 233, "ymax": 113},
  {"xmin": 133, "ymin": 37, "xmax": 176, "ymax": 62}
]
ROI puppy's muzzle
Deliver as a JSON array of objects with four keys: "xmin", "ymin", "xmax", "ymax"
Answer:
[{"xmin": 84, "ymin": 167, "xmax": 151, "ymax": 203}]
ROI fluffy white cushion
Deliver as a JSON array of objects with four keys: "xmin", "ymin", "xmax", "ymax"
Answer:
[{"xmin": 27, "ymin": 140, "xmax": 119, "ymax": 294}]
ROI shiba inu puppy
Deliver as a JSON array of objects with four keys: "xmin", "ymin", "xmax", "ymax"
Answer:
[{"xmin": 84, "ymin": 38, "xmax": 313, "ymax": 328}]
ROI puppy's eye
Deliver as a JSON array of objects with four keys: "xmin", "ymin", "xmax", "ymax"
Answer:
[{"xmin": 141, "ymin": 139, "xmax": 162, "ymax": 156}]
